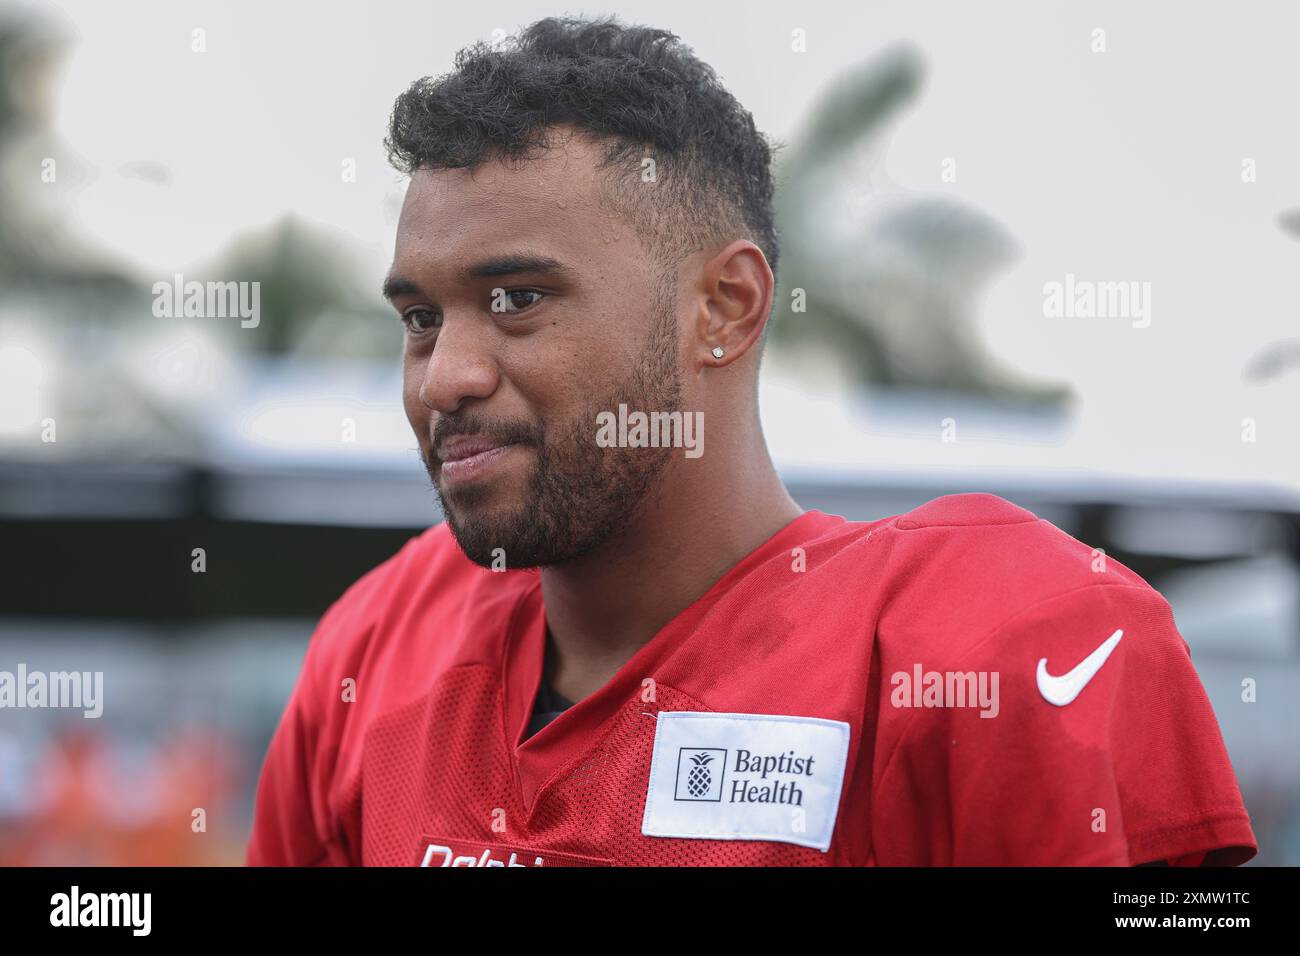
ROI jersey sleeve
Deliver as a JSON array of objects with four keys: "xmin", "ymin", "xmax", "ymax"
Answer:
[
  {"xmin": 246, "ymin": 673, "xmax": 342, "ymax": 866},
  {"xmin": 872, "ymin": 582, "xmax": 1257, "ymax": 866},
  {"xmin": 246, "ymin": 599, "xmax": 360, "ymax": 867}
]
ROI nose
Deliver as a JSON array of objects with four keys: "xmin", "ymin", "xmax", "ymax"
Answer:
[{"xmin": 416, "ymin": 314, "xmax": 500, "ymax": 415}]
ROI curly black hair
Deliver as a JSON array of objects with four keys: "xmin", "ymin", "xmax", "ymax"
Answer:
[{"xmin": 385, "ymin": 16, "xmax": 780, "ymax": 288}]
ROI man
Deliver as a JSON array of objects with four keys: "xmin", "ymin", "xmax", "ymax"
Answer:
[{"xmin": 247, "ymin": 16, "xmax": 1256, "ymax": 866}]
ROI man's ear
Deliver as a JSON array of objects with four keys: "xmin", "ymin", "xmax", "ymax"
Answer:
[{"xmin": 691, "ymin": 239, "xmax": 774, "ymax": 369}]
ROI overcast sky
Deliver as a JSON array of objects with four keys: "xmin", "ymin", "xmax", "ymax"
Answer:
[{"xmin": 14, "ymin": 0, "xmax": 1300, "ymax": 488}]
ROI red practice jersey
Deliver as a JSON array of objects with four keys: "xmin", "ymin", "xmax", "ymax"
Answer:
[{"xmin": 246, "ymin": 493, "xmax": 1257, "ymax": 866}]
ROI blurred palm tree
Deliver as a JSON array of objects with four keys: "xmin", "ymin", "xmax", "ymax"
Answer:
[
  {"xmin": 0, "ymin": 9, "xmax": 135, "ymax": 298},
  {"xmin": 771, "ymin": 44, "xmax": 1066, "ymax": 401},
  {"xmin": 205, "ymin": 215, "xmax": 394, "ymax": 359},
  {"xmin": 1243, "ymin": 208, "xmax": 1300, "ymax": 383},
  {"xmin": 0, "ymin": 9, "xmax": 392, "ymax": 360}
]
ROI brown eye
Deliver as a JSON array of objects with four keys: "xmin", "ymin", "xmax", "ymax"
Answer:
[
  {"xmin": 494, "ymin": 289, "xmax": 545, "ymax": 314},
  {"xmin": 402, "ymin": 308, "xmax": 441, "ymax": 333}
]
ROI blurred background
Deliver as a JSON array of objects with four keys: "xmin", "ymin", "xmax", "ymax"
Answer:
[{"xmin": 1, "ymin": 0, "xmax": 1297, "ymax": 865}]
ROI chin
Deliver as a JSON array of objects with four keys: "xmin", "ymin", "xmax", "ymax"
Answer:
[{"xmin": 441, "ymin": 500, "xmax": 537, "ymax": 569}]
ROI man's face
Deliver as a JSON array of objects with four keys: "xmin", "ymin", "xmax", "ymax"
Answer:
[{"xmin": 386, "ymin": 132, "xmax": 683, "ymax": 568}]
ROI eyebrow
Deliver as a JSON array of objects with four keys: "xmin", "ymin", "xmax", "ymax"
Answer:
[{"xmin": 382, "ymin": 252, "xmax": 574, "ymax": 301}]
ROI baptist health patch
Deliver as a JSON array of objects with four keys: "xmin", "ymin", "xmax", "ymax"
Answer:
[{"xmin": 641, "ymin": 711, "xmax": 851, "ymax": 852}]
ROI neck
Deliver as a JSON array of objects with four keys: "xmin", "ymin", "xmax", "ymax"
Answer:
[{"xmin": 539, "ymin": 427, "xmax": 802, "ymax": 702}]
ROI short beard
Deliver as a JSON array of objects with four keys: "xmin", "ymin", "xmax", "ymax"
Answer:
[{"xmin": 427, "ymin": 298, "xmax": 682, "ymax": 569}]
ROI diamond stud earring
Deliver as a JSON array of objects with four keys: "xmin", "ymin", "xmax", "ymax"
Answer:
[{"xmin": 711, "ymin": 346, "xmax": 725, "ymax": 359}]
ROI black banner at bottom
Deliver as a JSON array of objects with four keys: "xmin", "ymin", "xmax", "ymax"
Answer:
[{"xmin": 0, "ymin": 865, "xmax": 1280, "ymax": 941}]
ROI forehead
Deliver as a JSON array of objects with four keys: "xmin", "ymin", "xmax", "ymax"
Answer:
[{"xmin": 392, "ymin": 132, "xmax": 641, "ymax": 273}]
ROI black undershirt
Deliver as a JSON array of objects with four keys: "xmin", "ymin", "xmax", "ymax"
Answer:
[
  {"xmin": 524, "ymin": 675, "xmax": 574, "ymax": 740},
  {"xmin": 524, "ymin": 627, "xmax": 576, "ymax": 740}
]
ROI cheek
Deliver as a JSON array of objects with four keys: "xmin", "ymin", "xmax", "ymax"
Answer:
[
  {"xmin": 495, "ymin": 332, "xmax": 580, "ymax": 408},
  {"xmin": 528, "ymin": 354, "xmax": 611, "ymax": 422},
  {"xmin": 556, "ymin": 319, "xmax": 635, "ymax": 384}
]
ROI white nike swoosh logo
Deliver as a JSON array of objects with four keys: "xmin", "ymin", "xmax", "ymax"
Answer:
[{"xmin": 1036, "ymin": 628, "xmax": 1123, "ymax": 706}]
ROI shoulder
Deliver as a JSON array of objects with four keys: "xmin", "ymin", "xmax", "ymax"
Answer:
[
  {"xmin": 885, "ymin": 491, "xmax": 1149, "ymax": 591},
  {"xmin": 308, "ymin": 523, "xmax": 460, "ymax": 650},
  {"xmin": 892, "ymin": 491, "xmax": 1040, "ymax": 530},
  {"xmin": 296, "ymin": 522, "xmax": 530, "ymax": 695},
  {"xmin": 878, "ymin": 492, "xmax": 1169, "ymax": 662},
  {"xmin": 847, "ymin": 495, "xmax": 1252, "ymax": 865}
]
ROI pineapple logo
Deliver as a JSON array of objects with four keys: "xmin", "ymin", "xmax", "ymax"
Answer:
[
  {"xmin": 674, "ymin": 747, "xmax": 726, "ymax": 801},
  {"xmin": 686, "ymin": 753, "xmax": 714, "ymax": 796}
]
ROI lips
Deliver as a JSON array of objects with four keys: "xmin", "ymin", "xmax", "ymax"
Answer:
[
  {"xmin": 434, "ymin": 435, "xmax": 525, "ymax": 487},
  {"xmin": 436, "ymin": 435, "xmax": 516, "ymax": 464}
]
